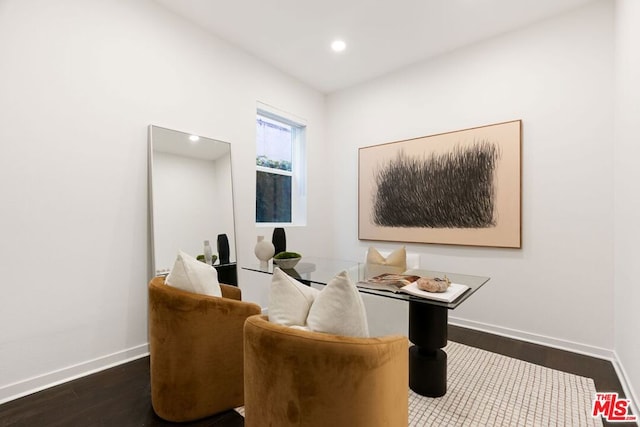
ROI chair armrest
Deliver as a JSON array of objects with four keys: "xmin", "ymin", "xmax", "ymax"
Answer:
[{"xmin": 220, "ymin": 283, "xmax": 242, "ymax": 300}]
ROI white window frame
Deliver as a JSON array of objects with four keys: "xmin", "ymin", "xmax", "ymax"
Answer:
[{"xmin": 256, "ymin": 102, "xmax": 307, "ymax": 227}]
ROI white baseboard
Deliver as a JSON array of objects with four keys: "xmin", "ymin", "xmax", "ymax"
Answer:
[
  {"xmin": 0, "ymin": 344, "xmax": 149, "ymax": 405},
  {"xmin": 611, "ymin": 351, "xmax": 640, "ymax": 425},
  {"xmin": 449, "ymin": 316, "xmax": 614, "ymax": 360}
]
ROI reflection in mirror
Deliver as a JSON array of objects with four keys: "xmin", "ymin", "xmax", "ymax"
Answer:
[{"xmin": 149, "ymin": 125, "xmax": 237, "ymax": 280}]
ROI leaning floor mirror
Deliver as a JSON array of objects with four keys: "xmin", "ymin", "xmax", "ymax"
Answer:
[{"xmin": 148, "ymin": 125, "xmax": 238, "ymax": 285}]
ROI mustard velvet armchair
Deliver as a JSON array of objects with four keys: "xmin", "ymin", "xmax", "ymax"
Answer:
[
  {"xmin": 148, "ymin": 276, "xmax": 261, "ymax": 422},
  {"xmin": 243, "ymin": 315, "xmax": 409, "ymax": 427}
]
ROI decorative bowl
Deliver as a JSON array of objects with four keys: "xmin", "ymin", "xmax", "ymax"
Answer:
[
  {"xmin": 273, "ymin": 257, "xmax": 301, "ymax": 269},
  {"xmin": 273, "ymin": 252, "xmax": 302, "ymax": 269},
  {"xmin": 196, "ymin": 254, "xmax": 218, "ymax": 265}
]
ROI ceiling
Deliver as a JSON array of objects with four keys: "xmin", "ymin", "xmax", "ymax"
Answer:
[{"xmin": 154, "ymin": 0, "xmax": 595, "ymax": 94}]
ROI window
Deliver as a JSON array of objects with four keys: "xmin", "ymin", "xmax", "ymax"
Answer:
[{"xmin": 256, "ymin": 108, "xmax": 306, "ymax": 225}]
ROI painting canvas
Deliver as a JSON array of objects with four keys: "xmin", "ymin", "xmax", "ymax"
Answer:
[{"xmin": 358, "ymin": 120, "xmax": 521, "ymax": 248}]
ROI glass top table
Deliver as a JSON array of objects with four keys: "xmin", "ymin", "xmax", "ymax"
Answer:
[
  {"xmin": 242, "ymin": 256, "xmax": 490, "ymax": 309},
  {"xmin": 243, "ymin": 256, "xmax": 490, "ymax": 397}
]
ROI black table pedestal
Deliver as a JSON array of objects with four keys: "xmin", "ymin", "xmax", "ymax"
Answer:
[{"xmin": 408, "ymin": 301, "xmax": 448, "ymax": 397}]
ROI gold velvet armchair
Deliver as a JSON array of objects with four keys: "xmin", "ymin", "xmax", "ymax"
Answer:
[
  {"xmin": 148, "ymin": 276, "xmax": 261, "ymax": 422},
  {"xmin": 243, "ymin": 315, "xmax": 409, "ymax": 427}
]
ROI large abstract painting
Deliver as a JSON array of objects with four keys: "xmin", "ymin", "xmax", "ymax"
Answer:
[{"xmin": 358, "ymin": 120, "xmax": 521, "ymax": 248}]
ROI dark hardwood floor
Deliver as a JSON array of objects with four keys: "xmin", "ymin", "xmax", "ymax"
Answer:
[
  {"xmin": 0, "ymin": 326, "xmax": 634, "ymax": 427},
  {"xmin": 449, "ymin": 325, "xmax": 635, "ymax": 427}
]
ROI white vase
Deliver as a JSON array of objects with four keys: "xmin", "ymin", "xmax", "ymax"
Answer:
[
  {"xmin": 254, "ymin": 235, "xmax": 275, "ymax": 268},
  {"xmin": 203, "ymin": 240, "xmax": 213, "ymax": 265}
]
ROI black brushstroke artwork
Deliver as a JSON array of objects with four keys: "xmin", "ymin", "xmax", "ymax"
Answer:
[{"xmin": 372, "ymin": 140, "xmax": 500, "ymax": 229}]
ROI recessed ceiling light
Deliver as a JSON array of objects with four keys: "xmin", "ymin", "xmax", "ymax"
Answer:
[
  {"xmin": 189, "ymin": 135, "xmax": 200, "ymax": 142},
  {"xmin": 331, "ymin": 40, "xmax": 346, "ymax": 53}
]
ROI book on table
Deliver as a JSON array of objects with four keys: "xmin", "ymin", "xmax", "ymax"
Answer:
[{"xmin": 357, "ymin": 273, "xmax": 469, "ymax": 303}]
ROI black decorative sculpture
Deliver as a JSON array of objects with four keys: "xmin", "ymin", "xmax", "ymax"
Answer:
[
  {"xmin": 217, "ymin": 233, "xmax": 230, "ymax": 265},
  {"xmin": 272, "ymin": 227, "xmax": 286, "ymax": 256}
]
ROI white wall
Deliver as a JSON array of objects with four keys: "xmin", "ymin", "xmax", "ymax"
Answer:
[
  {"xmin": 327, "ymin": 1, "xmax": 615, "ymax": 354},
  {"xmin": 215, "ymin": 152, "xmax": 236, "ymax": 262},
  {"xmin": 614, "ymin": 0, "xmax": 640, "ymax": 410},
  {"xmin": 152, "ymin": 151, "xmax": 228, "ymax": 273},
  {"xmin": 0, "ymin": 0, "xmax": 329, "ymax": 402},
  {"xmin": 1, "ymin": 0, "xmax": 636, "ymax": 409}
]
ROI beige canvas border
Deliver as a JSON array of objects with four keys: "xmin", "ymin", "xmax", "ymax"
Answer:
[{"xmin": 358, "ymin": 120, "xmax": 522, "ymax": 248}]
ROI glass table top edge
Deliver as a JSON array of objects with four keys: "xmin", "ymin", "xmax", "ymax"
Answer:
[{"xmin": 242, "ymin": 257, "xmax": 490, "ymax": 309}]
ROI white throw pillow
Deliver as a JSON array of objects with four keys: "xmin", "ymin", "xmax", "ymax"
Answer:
[
  {"xmin": 365, "ymin": 246, "xmax": 407, "ymax": 278},
  {"xmin": 307, "ymin": 271, "xmax": 370, "ymax": 338},
  {"xmin": 268, "ymin": 267, "xmax": 319, "ymax": 327},
  {"xmin": 165, "ymin": 250, "xmax": 222, "ymax": 297}
]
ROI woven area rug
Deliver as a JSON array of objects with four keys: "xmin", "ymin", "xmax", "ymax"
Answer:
[
  {"xmin": 236, "ymin": 341, "xmax": 602, "ymax": 426},
  {"xmin": 408, "ymin": 341, "xmax": 601, "ymax": 426}
]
